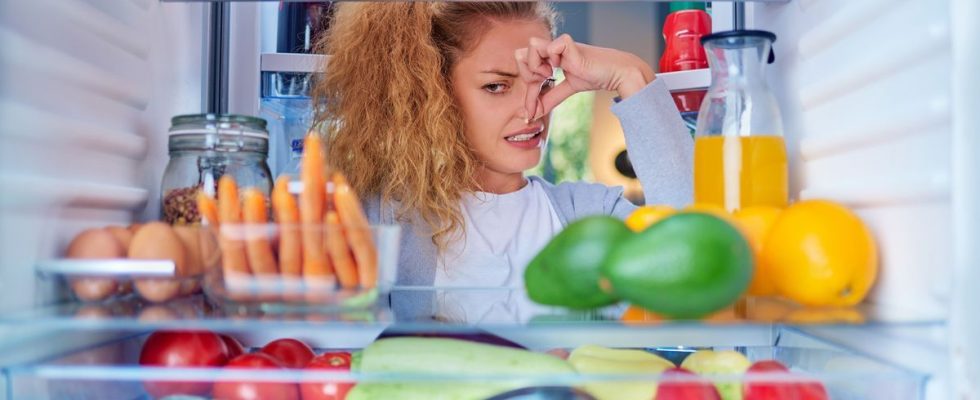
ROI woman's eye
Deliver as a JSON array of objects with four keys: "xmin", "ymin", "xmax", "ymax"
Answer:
[{"xmin": 482, "ymin": 83, "xmax": 509, "ymax": 94}]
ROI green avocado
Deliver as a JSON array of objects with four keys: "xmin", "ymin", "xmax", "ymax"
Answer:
[
  {"xmin": 524, "ymin": 216, "xmax": 630, "ymax": 309},
  {"xmin": 601, "ymin": 212, "xmax": 752, "ymax": 319}
]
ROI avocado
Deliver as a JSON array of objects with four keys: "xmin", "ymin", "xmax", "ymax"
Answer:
[
  {"xmin": 602, "ymin": 212, "xmax": 752, "ymax": 318},
  {"xmin": 524, "ymin": 216, "xmax": 629, "ymax": 309}
]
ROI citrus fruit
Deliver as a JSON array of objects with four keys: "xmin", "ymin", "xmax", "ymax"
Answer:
[
  {"xmin": 764, "ymin": 200, "xmax": 878, "ymax": 307},
  {"xmin": 602, "ymin": 212, "xmax": 753, "ymax": 318},
  {"xmin": 732, "ymin": 206, "xmax": 783, "ymax": 296},
  {"xmin": 524, "ymin": 216, "xmax": 630, "ymax": 309},
  {"xmin": 624, "ymin": 205, "xmax": 675, "ymax": 232}
]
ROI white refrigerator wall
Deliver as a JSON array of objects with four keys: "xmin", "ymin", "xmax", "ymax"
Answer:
[
  {"xmin": 0, "ymin": 0, "xmax": 207, "ymax": 313},
  {"xmin": 755, "ymin": 0, "xmax": 979, "ymax": 395}
]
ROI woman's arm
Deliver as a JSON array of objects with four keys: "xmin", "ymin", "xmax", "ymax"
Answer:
[
  {"xmin": 611, "ymin": 79, "xmax": 693, "ymax": 208},
  {"xmin": 515, "ymin": 35, "xmax": 693, "ymax": 210}
]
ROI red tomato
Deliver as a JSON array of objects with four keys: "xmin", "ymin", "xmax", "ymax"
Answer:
[
  {"xmin": 259, "ymin": 338, "xmax": 315, "ymax": 369},
  {"xmin": 301, "ymin": 352, "xmax": 354, "ymax": 400},
  {"xmin": 656, "ymin": 367, "xmax": 721, "ymax": 400},
  {"xmin": 138, "ymin": 330, "xmax": 229, "ymax": 398},
  {"xmin": 213, "ymin": 353, "xmax": 300, "ymax": 400},
  {"xmin": 220, "ymin": 334, "xmax": 247, "ymax": 360},
  {"xmin": 744, "ymin": 360, "xmax": 829, "ymax": 400}
]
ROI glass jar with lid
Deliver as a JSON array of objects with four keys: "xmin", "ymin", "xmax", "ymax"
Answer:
[
  {"xmin": 693, "ymin": 30, "xmax": 787, "ymax": 211},
  {"xmin": 162, "ymin": 114, "xmax": 273, "ymax": 225}
]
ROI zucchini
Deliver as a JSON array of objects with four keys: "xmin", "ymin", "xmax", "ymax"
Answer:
[{"xmin": 348, "ymin": 337, "xmax": 575, "ymax": 400}]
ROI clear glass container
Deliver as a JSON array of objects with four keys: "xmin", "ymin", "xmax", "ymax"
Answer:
[
  {"xmin": 161, "ymin": 114, "xmax": 273, "ymax": 224},
  {"xmin": 203, "ymin": 223, "xmax": 401, "ymax": 313},
  {"xmin": 694, "ymin": 30, "xmax": 788, "ymax": 211}
]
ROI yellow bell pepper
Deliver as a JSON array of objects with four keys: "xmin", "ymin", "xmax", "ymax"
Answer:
[{"xmin": 568, "ymin": 345, "xmax": 675, "ymax": 400}]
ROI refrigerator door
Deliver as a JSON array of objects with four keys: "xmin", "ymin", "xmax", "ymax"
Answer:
[
  {"xmin": 0, "ymin": 0, "xmax": 207, "ymax": 315},
  {"xmin": 753, "ymin": 0, "xmax": 979, "ymax": 396}
]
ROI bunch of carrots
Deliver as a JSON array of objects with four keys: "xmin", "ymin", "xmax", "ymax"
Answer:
[{"xmin": 196, "ymin": 135, "xmax": 378, "ymax": 290}]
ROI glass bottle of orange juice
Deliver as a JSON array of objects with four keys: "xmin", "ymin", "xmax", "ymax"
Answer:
[{"xmin": 694, "ymin": 30, "xmax": 787, "ymax": 211}]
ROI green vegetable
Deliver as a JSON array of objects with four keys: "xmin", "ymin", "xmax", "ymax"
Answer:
[
  {"xmin": 347, "ymin": 337, "xmax": 575, "ymax": 400},
  {"xmin": 602, "ymin": 212, "xmax": 752, "ymax": 318},
  {"xmin": 524, "ymin": 216, "xmax": 629, "ymax": 309},
  {"xmin": 568, "ymin": 345, "xmax": 675, "ymax": 400}
]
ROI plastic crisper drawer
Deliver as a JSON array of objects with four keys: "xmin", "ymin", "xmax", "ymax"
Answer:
[{"xmin": 2, "ymin": 326, "xmax": 925, "ymax": 400}]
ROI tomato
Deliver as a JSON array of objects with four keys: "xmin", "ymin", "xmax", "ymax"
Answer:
[
  {"xmin": 138, "ymin": 330, "xmax": 229, "ymax": 398},
  {"xmin": 656, "ymin": 367, "xmax": 721, "ymax": 400},
  {"xmin": 213, "ymin": 353, "xmax": 300, "ymax": 400},
  {"xmin": 220, "ymin": 334, "xmax": 247, "ymax": 359},
  {"xmin": 260, "ymin": 338, "xmax": 316, "ymax": 368},
  {"xmin": 301, "ymin": 352, "xmax": 354, "ymax": 400},
  {"xmin": 744, "ymin": 360, "xmax": 829, "ymax": 400}
]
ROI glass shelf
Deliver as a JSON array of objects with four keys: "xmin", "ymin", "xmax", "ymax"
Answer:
[{"xmin": 0, "ymin": 289, "xmax": 946, "ymax": 337}]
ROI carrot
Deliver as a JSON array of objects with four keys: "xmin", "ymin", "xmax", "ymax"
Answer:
[
  {"xmin": 272, "ymin": 176, "xmax": 302, "ymax": 277},
  {"xmin": 242, "ymin": 188, "xmax": 278, "ymax": 275},
  {"xmin": 332, "ymin": 172, "xmax": 377, "ymax": 288},
  {"xmin": 197, "ymin": 191, "xmax": 220, "ymax": 227},
  {"xmin": 218, "ymin": 175, "xmax": 250, "ymax": 275},
  {"xmin": 325, "ymin": 210, "xmax": 358, "ymax": 289},
  {"xmin": 300, "ymin": 133, "xmax": 333, "ymax": 280}
]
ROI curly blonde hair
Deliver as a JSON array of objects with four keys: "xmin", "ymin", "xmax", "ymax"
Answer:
[{"xmin": 312, "ymin": 2, "xmax": 556, "ymax": 250}]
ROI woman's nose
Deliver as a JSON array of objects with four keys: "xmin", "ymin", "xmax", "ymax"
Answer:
[{"xmin": 514, "ymin": 80, "xmax": 533, "ymax": 122}]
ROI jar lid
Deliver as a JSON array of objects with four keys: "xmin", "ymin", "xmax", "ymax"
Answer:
[
  {"xmin": 701, "ymin": 30, "xmax": 777, "ymax": 46},
  {"xmin": 169, "ymin": 114, "xmax": 269, "ymax": 139}
]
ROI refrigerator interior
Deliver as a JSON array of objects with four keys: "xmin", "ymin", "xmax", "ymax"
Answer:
[{"xmin": 1, "ymin": 0, "xmax": 978, "ymax": 399}]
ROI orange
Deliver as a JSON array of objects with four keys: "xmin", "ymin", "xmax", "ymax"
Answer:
[
  {"xmin": 624, "ymin": 205, "xmax": 675, "ymax": 232},
  {"xmin": 684, "ymin": 203, "xmax": 738, "ymax": 225},
  {"xmin": 620, "ymin": 305, "xmax": 663, "ymax": 324},
  {"xmin": 764, "ymin": 200, "xmax": 878, "ymax": 307},
  {"xmin": 732, "ymin": 206, "xmax": 783, "ymax": 296}
]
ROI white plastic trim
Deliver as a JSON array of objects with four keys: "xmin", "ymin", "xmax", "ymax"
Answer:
[{"xmin": 260, "ymin": 53, "xmax": 327, "ymax": 73}]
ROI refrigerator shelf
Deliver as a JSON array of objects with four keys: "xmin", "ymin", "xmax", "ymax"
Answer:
[
  {"xmin": 659, "ymin": 68, "xmax": 711, "ymax": 93},
  {"xmin": 0, "ymin": 327, "xmax": 926, "ymax": 400},
  {"xmin": 0, "ymin": 290, "xmax": 945, "ymax": 341}
]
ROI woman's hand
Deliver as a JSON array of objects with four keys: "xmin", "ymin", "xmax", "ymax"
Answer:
[{"xmin": 515, "ymin": 34, "xmax": 655, "ymax": 122}]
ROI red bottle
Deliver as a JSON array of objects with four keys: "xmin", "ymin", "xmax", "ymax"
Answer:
[{"xmin": 660, "ymin": 2, "xmax": 712, "ymax": 113}]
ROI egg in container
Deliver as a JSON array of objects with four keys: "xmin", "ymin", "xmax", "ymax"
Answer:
[{"xmin": 38, "ymin": 222, "xmax": 220, "ymax": 304}]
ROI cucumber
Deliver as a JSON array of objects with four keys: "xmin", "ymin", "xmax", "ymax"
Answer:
[{"xmin": 348, "ymin": 337, "xmax": 575, "ymax": 400}]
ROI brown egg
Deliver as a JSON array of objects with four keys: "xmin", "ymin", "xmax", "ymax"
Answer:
[
  {"xmin": 66, "ymin": 228, "xmax": 125, "ymax": 259},
  {"xmin": 105, "ymin": 225, "xmax": 133, "ymax": 249},
  {"xmin": 173, "ymin": 226, "xmax": 206, "ymax": 296},
  {"xmin": 129, "ymin": 222, "xmax": 187, "ymax": 303},
  {"xmin": 70, "ymin": 278, "xmax": 121, "ymax": 302},
  {"xmin": 198, "ymin": 228, "xmax": 222, "ymax": 271},
  {"xmin": 133, "ymin": 278, "xmax": 182, "ymax": 303},
  {"xmin": 127, "ymin": 223, "xmax": 143, "ymax": 234},
  {"xmin": 137, "ymin": 303, "xmax": 179, "ymax": 321},
  {"xmin": 65, "ymin": 228, "xmax": 123, "ymax": 301},
  {"xmin": 173, "ymin": 226, "xmax": 203, "ymax": 277}
]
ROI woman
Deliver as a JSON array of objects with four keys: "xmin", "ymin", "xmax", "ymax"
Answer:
[{"xmin": 313, "ymin": 3, "xmax": 692, "ymax": 322}]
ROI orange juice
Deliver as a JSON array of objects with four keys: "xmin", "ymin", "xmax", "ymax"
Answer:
[{"xmin": 694, "ymin": 136, "xmax": 788, "ymax": 210}]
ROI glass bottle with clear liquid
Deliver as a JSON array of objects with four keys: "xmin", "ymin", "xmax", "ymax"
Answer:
[{"xmin": 694, "ymin": 30, "xmax": 787, "ymax": 211}]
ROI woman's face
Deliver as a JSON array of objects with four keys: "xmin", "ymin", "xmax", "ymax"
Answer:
[{"xmin": 451, "ymin": 20, "xmax": 552, "ymax": 192}]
